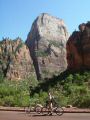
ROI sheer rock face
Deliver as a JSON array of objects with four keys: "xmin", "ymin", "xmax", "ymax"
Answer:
[
  {"xmin": 67, "ymin": 22, "xmax": 90, "ymax": 70},
  {"xmin": 0, "ymin": 38, "xmax": 33, "ymax": 80},
  {"xmin": 26, "ymin": 13, "xmax": 69, "ymax": 80}
]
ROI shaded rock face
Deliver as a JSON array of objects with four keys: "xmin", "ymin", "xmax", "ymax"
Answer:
[
  {"xmin": 0, "ymin": 38, "xmax": 33, "ymax": 80},
  {"xmin": 67, "ymin": 21, "xmax": 90, "ymax": 70},
  {"xmin": 26, "ymin": 13, "xmax": 69, "ymax": 80}
]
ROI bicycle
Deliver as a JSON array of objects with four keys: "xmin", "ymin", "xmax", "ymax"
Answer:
[
  {"xmin": 40, "ymin": 104, "xmax": 64, "ymax": 116},
  {"xmin": 25, "ymin": 100, "xmax": 64, "ymax": 116},
  {"xmin": 24, "ymin": 104, "xmax": 43, "ymax": 114}
]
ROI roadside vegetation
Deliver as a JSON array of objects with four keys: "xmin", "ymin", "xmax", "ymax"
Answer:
[{"xmin": 0, "ymin": 71, "xmax": 90, "ymax": 108}]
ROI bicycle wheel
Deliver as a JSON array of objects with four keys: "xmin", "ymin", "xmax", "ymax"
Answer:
[
  {"xmin": 35, "ymin": 106, "xmax": 42, "ymax": 114},
  {"xmin": 42, "ymin": 107, "xmax": 49, "ymax": 115},
  {"xmin": 24, "ymin": 106, "xmax": 31, "ymax": 114},
  {"xmin": 55, "ymin": 107, "xmax": 64, "ymax": 116}
]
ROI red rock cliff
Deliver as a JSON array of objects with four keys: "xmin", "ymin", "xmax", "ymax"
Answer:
[{"xmin": 67, "ymin": 22, "xmax": 90, "ymax": 70}]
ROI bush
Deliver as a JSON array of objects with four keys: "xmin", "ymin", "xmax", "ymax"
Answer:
[
  {"xmin": 3, "ymin": 96, "xmax": 16, "ymax": 107},
  {"xmin": 0, "ymin": 79, "xmax": 31, "ymax": 107},
  {"xmin": 36, "ymin": 50, "xmax": 48, "ymax": 57},
  {"xmin": 39, "ymin": 91, "xmax": 48, "ymax": 105},
  {"xmin": 65, "ymin": 74, "xmax": 73, "ymax": 84},
  {"xmin": 19, "ymin": 95, "xmax": 30, "ymax": 107},
  {"xmin": 0, "ymin": 98, "xmax": 4, "ymax": 105},
  {"xmin": 0, "ymin": 71, "xmax": 90, "ymax": 108},
  {"xmin": 72, "ymin": 94, "xmax": 90, "ymax": 108},
  {"xmin": 74, "ymin": 74, "xmax": 84, "ymax": 85},
  {"xmin": 0, "ymin": 72, "xmax": 4, "ymax": 83}
]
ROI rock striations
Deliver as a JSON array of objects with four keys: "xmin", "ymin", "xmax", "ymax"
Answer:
[
  {"xmin": 26, "ymin": 13, "xmax": 69, "ymax": 80},
  {"xmin": 0, "ymin": 37, "xmax": 33, "ymax": 80}
]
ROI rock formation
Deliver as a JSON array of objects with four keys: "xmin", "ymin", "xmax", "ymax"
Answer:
[
  {"xmin": 0, "ymin": 37, "xmax": 33, "ymax": 80},
  {"xmin": 67, "ymin": 21, "xmax": 90, "ymax": 70},
  {"xmin": 1, "ymin": 13, "xmax": 89, "ymax": 81},
  {"xmin": 26, "ymin": 13, "xmax": 69, "ymax": 80}
]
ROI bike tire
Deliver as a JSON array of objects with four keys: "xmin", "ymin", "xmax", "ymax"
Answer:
[
  {"xmin": 55, "ymin": 107, "xmax": 64, "ymax": 116},
  {"xmin": 42, "ymin": 107, "xmax": 49, "ymax": 115},
  {"xmin": 35, "ymin": 106, "xmax": 42, "ymax": 114},
  {"xmin": 24, "ymin": 106, "xmax": 31, "ymax": 114}
]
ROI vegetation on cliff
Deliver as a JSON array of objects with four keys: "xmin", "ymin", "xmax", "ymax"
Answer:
[{"xmin": 0, "ymin": 37, "xmax": 33, "ymax": 80}]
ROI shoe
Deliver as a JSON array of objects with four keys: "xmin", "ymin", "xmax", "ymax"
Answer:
[{"xmin": 49, "ymin": 113, "xmax": 52, "ymax": 116}]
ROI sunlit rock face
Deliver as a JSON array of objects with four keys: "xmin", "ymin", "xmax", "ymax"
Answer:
[
  {"xmin": 26, "ymin": 13, "xmax": 69, "ymax": 80},
  {"xmin": 0, "ymin": 37, "xmax": 33, "ymax": 80}
]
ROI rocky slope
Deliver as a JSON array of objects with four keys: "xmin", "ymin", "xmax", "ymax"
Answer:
[
  {"xmin": 0, "ymin": 13, "xmax": 89, "ymax": 81},
  {"xmin": 26, "ymin": 13, "xmax": 69, "ymax": 80},
  {"xmin": 0, "ymin": 37, "xmax": 33, "ymax": 80},
  {"xmin": 67, "ymin": 21, "xmax": 90, "ymax": 70}
]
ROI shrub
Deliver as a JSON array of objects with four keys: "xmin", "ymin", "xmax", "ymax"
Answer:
[
  {"xmin": 3, "ymin": 96, "xmax": 16, "ymax": 107},
  {"xmin": 0, "ymin": 72, "xmax": 4, "ymax": 83},
  {"xmin": 0, "ymin": 98, "xmax": 4, "ymax": 105},
  {"xmin": 74, "ymin": 73, "xmax": 84, "ymax": 85},
  {"xmin": 0, "ymin": 71, "xmax": 90, "ymax": 108},
  {"xmin": 72, "ymin": 94, "xmax": 90, "ymax": 108},
  {"xmin": 19, "ymin": 95, "xmax": 30, "ymax": 107},
  {"xmin": 65, "ymin": 74, "xmax": 73, "ymax": 84},
  {"xmin": 36, "ymin": 50, "xmax": 48, "ymax": 57}
]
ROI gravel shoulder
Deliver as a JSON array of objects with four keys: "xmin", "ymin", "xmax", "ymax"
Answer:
[{"xmin": 0, "ymin": 106, "xmax": 90, "ymax": 113}]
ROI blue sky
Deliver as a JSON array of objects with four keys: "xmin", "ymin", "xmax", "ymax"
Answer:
[{"xmin": 0, "ymin": 0, "xmax": 90, "ymax": 41}]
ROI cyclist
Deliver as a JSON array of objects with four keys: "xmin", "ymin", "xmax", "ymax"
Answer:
[{"xmin": 46, "ymin": 92, "xmax": 54, "ymax": 115}]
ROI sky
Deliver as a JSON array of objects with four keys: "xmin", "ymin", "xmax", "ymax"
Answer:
[{"xmin": 0, "ymin": 0, "xmax": 90, "ymax": 41}]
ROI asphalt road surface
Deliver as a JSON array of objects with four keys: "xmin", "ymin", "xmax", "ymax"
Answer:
[{"xmin": 0, "ymin": 111, "xmax": 90, "ymax": 120}]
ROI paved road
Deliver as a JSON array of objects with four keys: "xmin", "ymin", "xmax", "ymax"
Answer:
[{"xmin": 0, "ymin": 111, "xmax": 90, "ymax": 120}]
